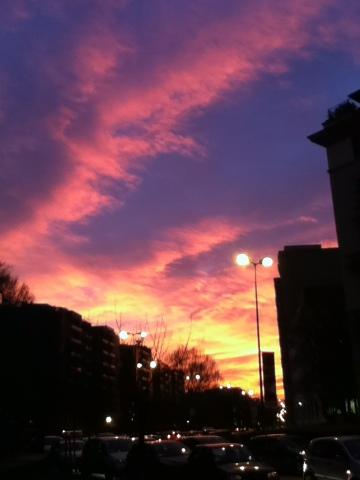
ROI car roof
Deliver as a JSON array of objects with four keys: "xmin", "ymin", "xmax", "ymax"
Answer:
[
  {"xmin": 251, "ymin": 434, "xmax": 292, "ymax": 439},
  {"xmin": 311, "ymin": 436, "xmax": 360, "ymax": 442},
  {"xmin": 147, "ymin": 440, "xmax": 185, "ymax": 446},
  {"xmin": 91, "ymin": 436, "xmax": 131, "ymax": 442},
  {"xmin": 194, "ymin": 442, "xmax": 243, "ymax": 449}
]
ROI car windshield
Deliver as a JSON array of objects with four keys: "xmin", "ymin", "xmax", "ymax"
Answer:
[
  {"xmin": 152, "ymin": 442, "xmax": 189, "ymax": 457},
  {"xmin": 281, "ymin": 436, "xmax": 307, "ymax": 450},
  {"xmin": 344, "ymin": 440, "xmax": 360, "ymax": 460},
  {"xmin": 211, "ymin": 445, "xmax": 252, "ymax": 464},
  {"xmin": 105, "ymin": 439, "xmax": 132, "ymax": 453},
  {"xmin": 59, "ymin": 440, "xmax": 83, "ymax": 451}
]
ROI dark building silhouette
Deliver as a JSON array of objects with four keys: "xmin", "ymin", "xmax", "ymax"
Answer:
[
  {"xmin": 275, "ymin": 245, "xmax": 356, "ymax": 424},
  {"xmin": 262, "ymin": 352, "xmax": 277, "ymax": 405},
  {"xmin": 185, "ymin": 387, "xmax": 254, "ymax": 429},
  {"xmin": 118, "ymin": 344, "xmax": 152, "ymax": 394},
  {"xmin": 0, "ymin": 303, "xmax": 190, "ymax": 435},
  {"xmin": 152, "ymin": 362, "xmax": 185, "ymax": 402},
  {"xmin": 90, "ymin": 326, "xmax": 120, "ymax": 430},
  {"xmin": 0, "ymin": 303, "xmax": 92, "ymax": 432},
  {"xmin": 309, "ymin": 92, "xmax": 360, "ymax": 410},
  {"xmin": 117, "ymin": 344, "xmax": 153, "ymax": 431}
]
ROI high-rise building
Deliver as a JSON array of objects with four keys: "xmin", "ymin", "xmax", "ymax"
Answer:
[
  {"xmin": 118, "ymin": 344, "xmax": 152, "ymax": 394},
  {"xmin": 275, "ymin": 245, "xmax": 356, "ymax": 424},
  {"xmin": 117, "ymin": 344, "xmax": 153, "ymax": 430},
  {"xmin": 309, "ymin": 93, "xmax": 360, "ymax": 409},
  {"xmin": 0, "ymin": 303, "xmax": 92, "ymax": 431},
  {"xmin": 152, "ymin": 362, "xmax": 185, "ymax": 401},
  {"xmin": 90, "ymin": 326, "xmax": 120, "ymax": 429}
]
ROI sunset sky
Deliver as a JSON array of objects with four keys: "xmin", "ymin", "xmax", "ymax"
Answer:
[{"xmin": 1, "ymin": 0, "xmax": 360, "ymax": 396}]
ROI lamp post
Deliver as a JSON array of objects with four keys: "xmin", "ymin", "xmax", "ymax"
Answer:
[{"xmin": 235, "ymin": 253, "xmax": 273, "ymax": 411}]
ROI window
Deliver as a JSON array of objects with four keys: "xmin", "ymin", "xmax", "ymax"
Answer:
[
  {"xmin": 310, "ymin": 440, "xmax": 346, "ymax": 460},
  {"xmin": 343, "ymin": 439, "xmax": 360, "ymax": 460}
]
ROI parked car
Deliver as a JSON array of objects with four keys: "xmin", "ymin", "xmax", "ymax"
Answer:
[
  {"xmin": 181, "ymin": 435, "xmax": 227, "ymax": 450},
  {"xmin": 188, "ymin": 442, "xmax": 279, "ymax": 480},
  {"xmin": 248, "ymin": 433, "xmax": 308, "ymax": 474},
  {"xmin": 81, "ymin": 436, "xmax": 134, "ymax": 479},
  {"xmin": 50, "ymin": 438, "xmax": 84, "ymax": 474},
  {"xmin": 303, "ymin": 436, "xmax": 360, "ymax": 480},
  {"xmin": 44, "ymin": 435, "xmax": 62, "ymax": 454},
  {"xmin": 125, "ymin": 440, "xmax": 190, "ymax": 480}
]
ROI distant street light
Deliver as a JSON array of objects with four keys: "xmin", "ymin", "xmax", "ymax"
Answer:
[
  {"xmin": 105, "ymin": 416, "xmax": 112, "ymax": 424},
  {"xmin": 150, "ymin": 360, "xmax": 157, "ymax": 369},
  {"xmin": 185, "ymin": 374, "xmax": 201, "ymax": 381},
  {"xmin": 234, "ymin": 253, "xmax": 273, "ymax": 411}
]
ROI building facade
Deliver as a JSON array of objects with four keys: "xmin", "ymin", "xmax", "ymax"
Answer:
[
  {"xmin": 90, "ymin": 326, "xmax": 120, "ymax": 430},
  {"xmin": 0, "ymin": 303, "xmax": 92, "ymax": 432},
  {"xmin": 275, "ymin": 245, "xmax": 356, "ymax": 424},
  {"xmin": 309, "ymin": 92, "xmax": 360, "ymax": 410}
]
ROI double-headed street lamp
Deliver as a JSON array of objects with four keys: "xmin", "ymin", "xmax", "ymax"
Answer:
[
  {"xmin": 119, "ymin": 330, "xmax": 148, "ymax": 343},
  {"xmin": 235, "ymin": 253, "xmax": 273, "ymax": 409}
]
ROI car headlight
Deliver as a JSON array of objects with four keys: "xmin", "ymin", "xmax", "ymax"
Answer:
[{"xmin": 268, "ymin": 472, "xmax": 278, "ymax": 479}]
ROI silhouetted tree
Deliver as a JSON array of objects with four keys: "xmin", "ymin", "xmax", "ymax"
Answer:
[
  {"xmin": 0, "ymin": 261, "xmax": 34, "ymax": 305},
  {"xmin": 167, "ymin": 345, "xmax": 222, "ymax": 392}
]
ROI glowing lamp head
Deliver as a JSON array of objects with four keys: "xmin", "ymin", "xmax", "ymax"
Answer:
[
  {"xmin": 195, "ymin": 374, "xmax": 201, "ymax": 381},
  {"xmin": 235, "ymin": 253, "xmax": 251, "ymax": 267},
  {"xmin": 136, "ymin": 362, "xmax": 143, "ymax": 369},
  {"xmin": 140, "ymin": 331, "xmax": 148, "ymax": 339},
  {"xmin": 119, "ymin": 330, "xmax": 128, "ymax": 340},
  {"xmin": 150, "ymin": 360, "xmax": 157, "ymax": 369},
  {"xmin": 105, "ymin": 416, "xmax": 112, "ymax": 424},
  {"xmin": 185, "ymin": 375, "xmax": 190, "ymax": 380},
  {"xmin": 261, "ymin": 256, "xmax": 273, "ymax": 268},
  {"xmin": 248, "ymin": 389, "xmax": 254, "ymax": 397}
]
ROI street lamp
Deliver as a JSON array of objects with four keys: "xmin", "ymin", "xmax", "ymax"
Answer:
[
  {"xmin": 234, "ymin": 253, "xmax": 273, "ymax": 408},
  {"xmin": 119, "ymin": 330, "xmax": 148, "ymax": 343}
]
